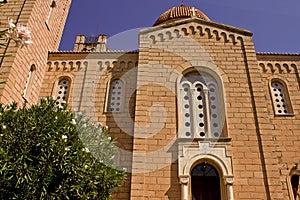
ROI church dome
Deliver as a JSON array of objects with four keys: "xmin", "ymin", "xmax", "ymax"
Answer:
[{"xmin": 153, "ymin": 5, "xmax": 210, "ymax": 26}]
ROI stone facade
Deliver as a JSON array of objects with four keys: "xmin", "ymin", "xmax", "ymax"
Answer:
[{"xmin": 1, "ymin": 2, "xmax": 300, "ymax": 200}]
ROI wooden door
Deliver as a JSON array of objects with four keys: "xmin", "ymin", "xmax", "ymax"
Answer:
[{"xmin": 191, "ymin": 162, "xmax": 221, "ymax": 200}]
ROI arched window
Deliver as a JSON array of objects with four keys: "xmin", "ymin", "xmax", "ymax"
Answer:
[
  {"xmin": 22, "ymin": 64, "xmax": 36, "ymax": 100},
  {"xmin": 56, "ymin": 78, "xmax": 71, "ymax": 106},
  {"xmin": 107, "ymin": 79, "xmax": 124, "ymax": 112},
  {"xmin": 291, "ymin": 175, "xmax": 299, "ymax": 200},
  {"xmin": 179, "ymin": 71, "xmax": 225, "ymax": 138},
  {"xmin": 191, "ymin": 162, "xmax": 221, "ymax": 200},
  {"xmin": 270, "ymin": 80, "xmax": 292, "ymax": 115},
  {"xmin": 46, "ymin": 1, "xmax": 56, "ymax": 26}
]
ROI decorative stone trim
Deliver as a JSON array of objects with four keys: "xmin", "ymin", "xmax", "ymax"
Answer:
[
  {"xmin": 258, "ymin": 62, "xmax": 297, "ymax": 74},
  {"xmin": 178, "ymin": 141, "xmax": 234, "ymax": 200},
  {"xmin": 148, "ymin": 24, "xmax": 243, "ymax": 46}
]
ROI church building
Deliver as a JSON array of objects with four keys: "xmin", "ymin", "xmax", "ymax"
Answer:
[{"xmin": 0, "ymin": 0, "xmax": 300, "ymax": 199}]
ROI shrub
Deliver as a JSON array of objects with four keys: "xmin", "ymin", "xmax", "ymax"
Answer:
[{"xmin": 0, "ymin": 98, "xmax": 126, "ymax": 199}]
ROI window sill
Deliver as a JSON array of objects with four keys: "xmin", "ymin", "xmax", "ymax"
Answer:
[
  {"xmin": 274, "ymin": 113, "xmax": 294, "ymax": 117},
  {"xmin": 178, "ymin": 137, "xmax": 232, "ymax": 143}
]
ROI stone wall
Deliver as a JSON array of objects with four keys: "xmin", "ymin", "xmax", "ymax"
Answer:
[
  {"xmin": 41, "ymin": 51, "xmax": 139, "ymax": 200},
  {"xmin": 129, "ymin": 18, "xmax": 278, "ymax": 200},
  {"xmin": 257, "ymin": 54, "xmax": 300, "ymax": 200}
]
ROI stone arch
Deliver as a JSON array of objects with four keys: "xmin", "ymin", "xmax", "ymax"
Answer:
[
  {"xmin": 196, "ymin": 26, "xmax": 205, "ymax": 36},
  {"xmin": 189, "ymin": 26, "xmax": 196, "ymax": 35},
  {"xmin": 287, "ymin": 168, "xmax": 300, "ymax": 200},
  {"xmin": 181, "ymin": 28, "xmax": 188, "ymax": 36},
  {"xmin": 229, "ymin": 34, "xmax": 237, "ymax": 45},
  {"xmin": 75, "ymin": 61, "xmax": 81, "ymax": 71},
  {"xmin": 149, "ymin": 35, "xmax": 156, "ymax": 44},
  {"xmin": 157, "ymin": 33, "xmax": 164, "ymax": 42},
  {"xmin": 177, "ymin": 66, "xmax": 228, "ymax": 139},
  {"xmin": 183, "ymin": 154, "xmax": 231, "ymax": 176},
  {"xmin": 166, "ymin": 31, "xmax": 173, "ymax": 40},
  {"xmin": 220, "ymin": 32, "xmax": 229, "ymax": 43},
  {"xmin": 174, "ymin": 29, "xmax": 180, "ymax": 38},
  {"xmin": 213, "ymin": 30, "xmax": 220, "ymax": 40},
  {"xmin": 178, "ymin": 142, "xmax": 234, "ymax": 200},
  {"xmin": 204, "ymin": 28, "xmax": 212, "ymax": 38},
  {"xmin": 47, "ymin": 61, "xmax": 52, "ymax": 71}
]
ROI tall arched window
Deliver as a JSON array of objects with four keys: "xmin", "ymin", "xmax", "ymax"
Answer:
[
  {"xmin": 179, "ymin": 71, "xmax": 225, "ymax": 138},
  {"xmin": 270, "ymin": 80, "xmax": 292, "ymax": 115},
  {"xmin": 46, "ymin": 1, "xmax": 56, "ymax": 26},
  {"xmin": 107, "ymin": 79, "xmax": 124, "ymax": 112},
  {"xmin": 56, "ymin": 78, "xmax": 71, "ymax": 106},
  {"xmin": 191, "ymin": 162, "xmax": 221, "ymax": 200},
  {"xmin": 22, "ymin": 64, "xmax": 36, "ymax": 100},
  {"xmin": 291, "ymin": 175, "xmax": 300, "ymax": 200}
]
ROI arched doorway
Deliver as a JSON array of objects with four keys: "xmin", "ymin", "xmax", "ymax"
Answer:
[
  {"xmin": 191, "ymin": 162, "xmax": 221, "ymax": 200},
  {"xmin": 291, "ymin": 174, "xmax": 299, "ymax": 200}
]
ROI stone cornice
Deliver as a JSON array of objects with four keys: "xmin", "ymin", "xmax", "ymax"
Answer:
[
  {"xmin": 48, "ymin": 51, "xmax": 139, "ymax": 60},
  {"xmin": 141, "ymin": 17, "xmax": 253, "ymax": 37},
  {"xmin": 257, "ymin": 52, "xmax": 300, "ymax": 62}
]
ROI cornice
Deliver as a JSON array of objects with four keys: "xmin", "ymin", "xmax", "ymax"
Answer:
[{"xmin": 140, "ymin": 17, "xmax": 253, "ymax": 37}]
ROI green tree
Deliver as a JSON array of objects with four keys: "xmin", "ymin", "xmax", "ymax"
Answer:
[{"xmin": 0, "ymin": 98, "xmax": 126, "ymax": 199}]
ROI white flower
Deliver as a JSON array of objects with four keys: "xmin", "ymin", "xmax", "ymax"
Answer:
[
  {"xmin": 82, "ymin": 147, "xmax": 90, "ymax": 153},
  {"xmin": 71, "ymin": 119, "xmax": 76, "ymax": 125},
  {"xmin": 105, "ymin": 125, "xmax": 109, "ymax": 129},
  {"xmin": 6, "ymin": 18, "xmax": 33, "ymax": 47},
  {"xmin": 2, "ymin": 125, "xmax": 6, "ymax": 129},
  {"xmin": 65, "ymin": 147, "xmax": 70, "ymax": 151},
  {"xmin": 62, "ymin": 135, "xmax": 67, "ymax": 139},
  {"xmin": 55, "ymin": 116, "xmax": 58, "ymax": 120},
  {"xmin": 108, "ymin": 137, "xmax": 112, "ymax": 141},
  {"xmin": 62, "ymin": 135, "xmax": 68, "ymax": 142},
  {"xmin": 84, "ymin": 165, "xmax": 88, "ymax": 169},
  {"xmin": 8, "ymin": 18, "xmax": 16, "ymax": 28}
]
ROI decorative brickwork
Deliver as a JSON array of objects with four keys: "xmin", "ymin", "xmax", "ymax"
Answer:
[
  {"xmin": 0, "ymin": 0, "xmax": 72, "ymax": 105},
  {"xmin": 1, "ymin": 2, "xmax": 300, "ymax": 200}
]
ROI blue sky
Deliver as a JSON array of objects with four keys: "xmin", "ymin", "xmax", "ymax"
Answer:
[{"xmin": 59, "ymin": 0, "xmax": 300, "ymax": 53}]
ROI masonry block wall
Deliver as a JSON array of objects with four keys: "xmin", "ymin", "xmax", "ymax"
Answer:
[
  {"xmin": 2, "ymin": 1, "xmax": 299, "ymax": 199},
  {"xmin": 129, "ymin": 18, "xmax": 290, "ymax": 199},
  {"xmin": 0, "ymin": 0, "xmax": 71, "ymax": 105},
  {"xmin": 40, "ymin": 51, "xmax": 139, "ymax": 200},
  {"xmin": 257, "ymin": 54, "xmax": 300, "ymax": 199}
]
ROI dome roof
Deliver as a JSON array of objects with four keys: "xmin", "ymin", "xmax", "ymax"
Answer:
[{"xmin": 153, "ymin": 5, "xmax": 210, "ymax": 26}]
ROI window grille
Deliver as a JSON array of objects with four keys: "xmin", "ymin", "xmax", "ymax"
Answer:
[
  {"xmin": 56, "ymin": 79, "xmax": 70, "ymax": 106},
  {"xmin": 108, "ymin": 80, "xmax": 123, "ymax": 112},
  {"xmin": 179, "ymin": 72, "xmax": 223, "ymax": 138},
  {"xmin": 270, "ymin": 81, "xmax": 291, "ymax": 115}
]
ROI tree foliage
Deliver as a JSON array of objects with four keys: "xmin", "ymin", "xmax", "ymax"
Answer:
[{"xmin": 0, "ymin": 98, "xmax": 126, "ymax": 199}]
